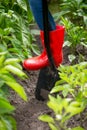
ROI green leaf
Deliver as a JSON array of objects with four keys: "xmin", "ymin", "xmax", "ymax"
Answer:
[
  {"xmin": 39, "ymin": 115, "xmax": 54, "ymax": 123},
  {"xmin": 4, "ymin": 65, "xmax": 27, "ymax": 78},
  {"xmin": 0, "ymin": 98, "xmax": 15, "ymax": 114},
  {"xmin": 83, "ymin": 16, "xmax": 87, "ymax": 27},
  {"xmin": 17, "ymin": 0, "xmax": 27, "ymax": 11},
  {"xmin": 63, "ymin": 41, "xmax": 72, "ymax": 47},
  {"xmin": 0, "ymin": 120, "xmax": 7, "ymax": 130},
  {"xmin": 31, "ymin": 29, "xmax": 40, "ymax": 35},
  {"xmin": 7, "ymin": 116, "xmax": 17, "ymax": 130},
  {"xmin": 0, "ymin": 80, "xmax": 4, "ymax": 88},
  {"xmin": 72, "ymin": 126, "xmax": 84, "ymax": 130},
  {"xmin": 0, "ymin": 73, "xmax": 16, "ymax": 82},
  {"xmin": 6, "ymin": 82, "xmax": 27, "ymax": 101},
  {"xmin": 67, "ymin": 105, "xmax": 83, "ymax": 116},
  {"xmin": 50, "ymin": 85, "xmax": 64, "ymax": 94},
  {"xmin": 0, "ymin": 55, "xmax": 5, "ymax": 67},
  {"xmin": 31, "ymin": 44, "xmax": 40, "ymax": 55},
  {"xmin": 4, "ymin": 58, "xmax": 20, "ymax": 65},
  {"xmin": 2, "ymin": 116, "xmax": 17, "ymax": 130},
  {"xmin": 47, "ymin": 95, "xmax": 62, "ymax": 113},
  {"xmin": 10, "ymin": 63, "xmax": 22, "ymax": 70},
  {"xmin": 0, "ymin": 42, "xmax": 7, "ymax": 53},
  {"xmin": 1, "ymin": 117, "xmax": 12, "ymax": 130},
  {"xmin": 49, "ymin": 123, "xmax": 58, "ymax": 130},
  {"xmin": 70, "ymin": 101, "xmax": 81, "ymax": 107},
  {"xmin": 68, "ymin": 54, "xmax": 76, "ymax": 62}
]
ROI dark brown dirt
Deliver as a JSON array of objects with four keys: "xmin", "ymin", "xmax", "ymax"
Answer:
[
  {"xmin": 11, "ymin": 70, "xmax": 51, "ymax": 130},
  {"xmin": 10, "ymin": 34, "xmax": 87, "ymax": 130}
]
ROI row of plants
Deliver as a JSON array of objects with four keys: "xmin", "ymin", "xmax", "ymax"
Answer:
[
  {"xmin": 0, "ymin": 0, "xmax": 35, "ymax": 129},
  {"xmin": 0, "ymin": 55, "xmax": 27, "ymax": 130},
  {"xmin": 39, "ymin": 62, "xmax": 87, "ymax": 130},
  {"xmin": 39, "ymin": 0, "xmax": 87, "ymax": 130},
  {"xmin": 53, "ymin": 0, "xmax": 87, "ymax": 63},
  {"xmin": 0, "ymin": 0, "xmax": 39, "ymax": 60}
]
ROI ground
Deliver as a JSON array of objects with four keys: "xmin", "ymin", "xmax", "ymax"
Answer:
[{"xmin": 10, "ymin": 35, "xmax": 87, "ymax": 130}]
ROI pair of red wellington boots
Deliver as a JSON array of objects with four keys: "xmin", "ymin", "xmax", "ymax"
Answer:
[{"xmin": 23, "ymin": 25, "xmax": 65, "ymax": 70}]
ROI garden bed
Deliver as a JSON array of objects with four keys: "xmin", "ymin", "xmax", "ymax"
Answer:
[{"xmin": 10, "ymin": 43, "xmax": 87, "ymax": 130}]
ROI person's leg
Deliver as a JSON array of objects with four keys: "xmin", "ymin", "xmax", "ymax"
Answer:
[
  {"xmin": 23, "ymin": 0, "xmax": 65, "ymax": 70},
  {"xmin": 24, "ymin": 0, "xmax": 65, "ymax": 100},
  {"xmin": 28, "ymin": 0, "xmax": 56, "ymax": 31}
]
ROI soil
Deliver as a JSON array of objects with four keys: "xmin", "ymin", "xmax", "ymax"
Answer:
[{"xmin": 10, "ymin": 34, "xmax": 87, "ymax": 130}]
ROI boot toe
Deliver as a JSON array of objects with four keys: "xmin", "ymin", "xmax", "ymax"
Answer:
[{"xmin": 23, "ymin": 55, "xmax": 49, "ymax": 70}]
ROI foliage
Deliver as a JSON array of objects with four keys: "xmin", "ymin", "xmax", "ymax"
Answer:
[
  {"xmin": 39, "ymin": 62, "xmax": 87, "ymax": 130},
  {"xmin": 60, "ymin": 0, "xmax": 87, "ymax": 26},
  {"xmin": 39, "ymin": 1, "xmax": 87, "ymax": 129},
  {"xmin": 0, "ymin": 0, "xmax": 40, "ymax": 130},
  {"xmin": 60, "ymin": 17, "xmax": 87, "ymax": 63},
  {"xmin": 53, "ymin": 0, "xmax": 87, "ymax": 27},
  {"xmin": 52, "ymin": 0, "xmax": 87, "ymax": 63},
  {"xmin": 0, "ymin": 0, "xmax": 40, "ymax": 60},
  {"xmin": 62, "ymin": 17, "xmax": 87, "ymax": 50},
  {"xmin": 0, "ymin": 52, "xmax": 28, "ymax": 130},
  {"xmin": 0, "ymin": 55, "xmax": 27, "ymax": 101},
  {"xmin": 0, "ymin": 92, "xmax": 16, "ymax": 130}
]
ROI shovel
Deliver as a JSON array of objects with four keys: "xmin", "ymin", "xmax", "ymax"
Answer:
[{"xmin": 35, "ymin": 0, "xmax": 60, "ymax": 101}]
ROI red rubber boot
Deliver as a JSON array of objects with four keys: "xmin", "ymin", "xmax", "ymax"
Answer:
[{"xmin": 23, "ymin": 25, "xmax": 65, "ymax": 70}]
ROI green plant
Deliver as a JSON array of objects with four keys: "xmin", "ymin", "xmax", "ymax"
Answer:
[
  {"xmin": 62, "ymin": 18, "xmax": 87, "ymax": 49},
  {"xmin": 51, "ymin": 1, "xmax": 87, "ymax": 63},
  {"xmin": 0, "ymin": 53, "xmax": 28, "ymax": 130},
  {"xmin": 52, "ymin": 0, "xmax": 87, "ymax": 29},
  {"xmin": 0, "ymin": 1, "xmax": 40, "ymax": 129},
  {"xmin": 60, "ymin": 0, "xmax": 87, "ymax": 26},
  {"xmin": 61, "ymin": 17, "xmax": 87, "ymax": 63},
  {"xmin": 39, "ymin": 62, "xmax": 87, "ymax": 130},
  {"xmin": 0, "ymin": 54, "xmax": 27, "ymax": 100},
  {"xmin": 0, "ymin": 90, "xmax": 16, "ymax": 130},
  {"xmin": 0, "ymin": 0, "xmax": 40, "ymax": 60}
]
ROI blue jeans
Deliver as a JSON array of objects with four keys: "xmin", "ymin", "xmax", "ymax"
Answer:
[{"xmin": 28, "ymin": 0, "xmax": 56, "ymax": 31}]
